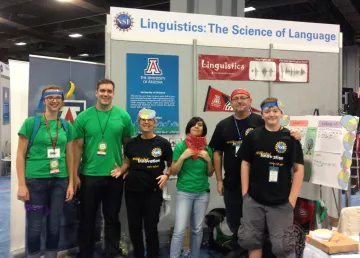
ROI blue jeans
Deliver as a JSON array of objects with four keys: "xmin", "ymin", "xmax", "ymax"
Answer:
[
  {"xmin": 170, "ymin": 191, "xmax": 210, "ymax": 258},
  {"xmin": 25, "ymin": 177, "xmax": 68, "ymax": 258}
]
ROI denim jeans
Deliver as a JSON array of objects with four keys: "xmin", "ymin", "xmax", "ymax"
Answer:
[
  {"xmin": 25, "ymin": 177, "xmax": 68, "ymax": 258},
  {"xmin": 170, "ymin": 191, "xmax": 210, "ymax": 258}
]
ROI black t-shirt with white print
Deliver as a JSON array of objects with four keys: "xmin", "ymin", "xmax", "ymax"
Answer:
[
  {"xmin": 209, "ymin": 113, "xmax": 264, "ymax": 191},
  {"xmin": 124, "ymin": 135, "xmax": 173, "ymax": 192},
  {"xmin": 239, "ymin": 126, "xmax": 304, "ymax": 206}
]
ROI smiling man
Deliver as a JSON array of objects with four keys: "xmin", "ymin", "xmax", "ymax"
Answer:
[{"xmin": 73, "ymin": 79, "xmax": 135, "ymax": 258}]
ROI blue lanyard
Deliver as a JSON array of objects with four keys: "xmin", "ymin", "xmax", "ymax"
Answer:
[{"xmin": 233, "ymin": 115, "xmax": 246, "ymax": 140}]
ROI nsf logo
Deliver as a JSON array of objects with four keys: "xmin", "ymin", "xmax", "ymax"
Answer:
[
  {"xmin": 275, "ymin": 141, "xmax": 287, "ymax": 154},
  {"xmin": 151, "ymin": 148, "xmax": 162, "ymax": 158},
  {"xmin": 114, "ymin": 12, "xmax": 134, "ymax": 32}
]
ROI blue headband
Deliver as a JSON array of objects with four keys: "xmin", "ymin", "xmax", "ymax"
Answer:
[
  {"xmin": 261, "ymin": 101, "xmax": 283, "ymax": 111},
  {"xmin": 36, "ymin": 91, "xmax": 64, "ymax": 110}
]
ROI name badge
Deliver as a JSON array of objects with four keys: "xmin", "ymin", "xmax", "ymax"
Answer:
[
  {"xmin": 47, "ymin": 147, "xmax": 60, "ymax": 159},
  {"xmin": 50, "ymin": 159, "xmax": 60, "ymax": 174},
  {"xmin": 234, "ymin": 141, "xmax": 242, "ymax": 157},
  {"xmin": 97, "ymin": 142, "xmax": 107, "ymax": 156},
  {"xmin": 269, "ymin": 166, "xmax": 279, "ymax": 182}
]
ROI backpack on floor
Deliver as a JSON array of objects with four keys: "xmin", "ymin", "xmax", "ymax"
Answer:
[{"xmin": 204, "ymin": 208, "xmax": 236, "ymax": 255}]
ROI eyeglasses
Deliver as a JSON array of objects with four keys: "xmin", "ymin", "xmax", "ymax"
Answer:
[
  {"xmin": 45, "ymin": 96, "xmax": 63, "ymax": 101},
  {"xmin": 232, "ymin": 96, "xmax": 250, "ymax": 101}
]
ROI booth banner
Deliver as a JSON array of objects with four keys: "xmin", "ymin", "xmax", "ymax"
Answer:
[
  {"xmin": 2, "ymin": 87, "xmax": 10, "ymax": 125},
  {"xmin": 28, "ymin": 56, "xmax": 104, "ymax": 119},
  {"xmin": 198, "ymin": 54, "xmax": 310, "ymax": 83},
  {"xmin": 203, "ymin": 86, "xmax": 260, "ymax": 113},
  {"xmin": 281, "ymin": 115, "xmax": 359, "ymax": 190},
  {"xmin": 126, "ymin": 53, "xmax": 179, "ymax": 134},
  {"xmin": 110, "ymin": 7, "xmax": 340, "ymax": 50}
]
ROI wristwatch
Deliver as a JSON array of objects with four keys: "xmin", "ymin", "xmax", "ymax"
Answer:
[{"xmin": 165, "ymin": 173, "xmax": 170, "ymax": 178}]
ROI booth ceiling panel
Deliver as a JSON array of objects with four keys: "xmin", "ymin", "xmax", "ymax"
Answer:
[{"xmin": 0, "ymin": 0, "xmax": 356, "ymax": 63}]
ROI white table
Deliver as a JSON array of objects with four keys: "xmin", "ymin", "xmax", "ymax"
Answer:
[{"xmin": 303, "ymin": 236, "xmax": 359, "ymax": 258}]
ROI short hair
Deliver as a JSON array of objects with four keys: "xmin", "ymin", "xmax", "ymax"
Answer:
[
  {"xmin": 96, "ymin": 79, "xmax": 115, "ymax": 91},
  {"xmin": 260, "ymin": 97, "xmax": 278, "ymax": 110},
  {"xmin": 185, "ymin": 117, "xmax": 208, "ymax": 137},
  {"xmin": 41, "ymin": 85, "xmax": 64, "ymax": 99}
]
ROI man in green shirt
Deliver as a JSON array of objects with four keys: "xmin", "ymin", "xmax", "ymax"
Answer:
[{"xmin": 74, "ymin": 79, "xmax": 135, "ymax": 258}]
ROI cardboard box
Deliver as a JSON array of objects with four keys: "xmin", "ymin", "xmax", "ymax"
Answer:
[{"xmin": 306, "ymin": 231, "xmax": 359, "ymax": 254}]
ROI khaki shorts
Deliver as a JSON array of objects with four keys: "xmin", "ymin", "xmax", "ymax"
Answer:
[{"xmin": 238, "ymin": 194, "xmax": 295, "ymax": 258}]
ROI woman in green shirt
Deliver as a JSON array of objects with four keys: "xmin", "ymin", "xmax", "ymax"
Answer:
[
  {"xmin": 169, "ymin": 117, "xmax": 214, "ymax": 258},
  {"xmin": 16, "ymin": 85, "xmax": 75, "ymax": 258}
]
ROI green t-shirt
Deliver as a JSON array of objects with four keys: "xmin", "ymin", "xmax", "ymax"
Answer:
[
  {"xmin": 18, "ymin": 116, "xmax": 74, "ymax": 178},
  {"xmin": 74, "ymin": 106, "xmax": 136, "ymax": 176},
  {"xmin": 173, "ymin": 140, "xmax": 213, "ymax": 193}
]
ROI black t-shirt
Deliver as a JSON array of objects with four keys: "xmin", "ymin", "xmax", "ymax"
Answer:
[
  {"xmin": 239, "ymin": 126, "xmax": 304, "ymax": 206},
  {"xmin": 209, "ymin": 113, "xmax": 264, "ymax": 190},
  {"xmin": 124, "ymin": 135, "xmax": 173, "ymax": 192}
]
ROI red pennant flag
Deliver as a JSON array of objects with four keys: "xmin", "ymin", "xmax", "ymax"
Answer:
[{"xmin": 203, "ymin": 86, "xmax": 260, "ymax": 113}]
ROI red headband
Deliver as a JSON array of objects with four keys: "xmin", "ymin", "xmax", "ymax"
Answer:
[{"xmin": 230, "ymin": 88, "xmax": 251, "ymax": 100}]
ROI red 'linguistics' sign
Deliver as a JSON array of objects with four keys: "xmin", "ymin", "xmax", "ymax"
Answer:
[{"xmin": 198, "ymin": 54, "xmax": 309, "ymax": 83}]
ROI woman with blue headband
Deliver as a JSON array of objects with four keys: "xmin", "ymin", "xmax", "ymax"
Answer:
[{"xmin": 16, "ymin": 85, "xmax": 75, "ymax": 258}]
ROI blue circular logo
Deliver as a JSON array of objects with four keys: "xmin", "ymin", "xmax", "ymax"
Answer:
[
  {"xmin": 116, "ymin": 13, "xmax": 133, "ymax": 31},
  {"xmin": 152, "ymin": 148, "xmax": 162, "ymax": 157},
  {"xmin": 278, "ymin": 143, "xmax": 285, "ymax": 152},
  {"xmin": 275, "ymin": 141, "xmax": 287, "ymax": 154}
]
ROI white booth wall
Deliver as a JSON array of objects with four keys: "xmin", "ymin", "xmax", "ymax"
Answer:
[{"xmin": 107, "ymin": 7, "xmax": 344, "ymax": 240}]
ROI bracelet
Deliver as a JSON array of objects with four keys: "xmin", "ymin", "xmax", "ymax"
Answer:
[{"xmin": 165, "ymin": 173, "xmax": 170, "ymax": 178}]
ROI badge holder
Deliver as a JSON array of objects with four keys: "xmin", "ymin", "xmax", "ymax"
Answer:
[
  {"xmin": 50, "ymin": 159, "xmax": 60, "ymax": 174},
  {"xmin": 234, "ymin": 140, "xmax": 242, "ymax": 157},
  {"xmin": 97, "ymin": 142, "xmax": 107, "ymax": 156},
  {"xmin": 269, "ymin": 166, "xmax": 279, "ymax": 182}
]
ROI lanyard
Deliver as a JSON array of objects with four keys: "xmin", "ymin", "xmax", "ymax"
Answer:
[
  {"xmin": 43, "ymin": 113, "xmax": 60, "ymax": 149},
  {"xmin": 233, "ymin": 115, "xmax": 247, "ymax": 140},
  {"xmin": 96, "ymin": 108, "xmax": 113, "ymax": 140}
]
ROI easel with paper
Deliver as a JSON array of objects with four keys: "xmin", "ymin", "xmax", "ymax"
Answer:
[{"xmin": 281, "ymin": 114, "xmax": 359, "ymax": 191}]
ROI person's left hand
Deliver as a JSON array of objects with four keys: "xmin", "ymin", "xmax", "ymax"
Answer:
[
  {"xmin": 290, "ymin": 128, "xmax": 301, "ymax": 141},
  {"xmin": 65, "ymin": 183, "xmax": 74, "ymax": 202},
  {"xmin": 156, "ymin": 175, "xmax": 168, "ymax": 189},
  {"xmin": 198, "ymin": 150, "xmax": 211, "ymax": 163}
]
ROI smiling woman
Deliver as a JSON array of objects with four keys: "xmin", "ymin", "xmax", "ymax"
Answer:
[
  {"xmin": 110, "ymin": 108, "xmax": 173, "ymax": 258},
  {"xmin": 16, "ymin": 84, "xmax": 75, "ymax": 258}
]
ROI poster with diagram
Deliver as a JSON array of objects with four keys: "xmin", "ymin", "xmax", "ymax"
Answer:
[{"xmin": 281, "ymin": 115, "xmax": 359, "ymax": 190}]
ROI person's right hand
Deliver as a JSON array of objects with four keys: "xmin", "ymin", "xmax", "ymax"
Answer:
[
  {"xmin": 180, "ymin": 148, "xmax": 195, "ymax": 160},
  {"xmin": 217, "ymin": 180, "xmax": 224, "ymax": 196},
  {"xmin": 111, "ymin": 163, "xmax": 123, "ymax": 179},
  {"xmin": 17, "ymin": 185, "xmax": 29, "ymax": 202}
]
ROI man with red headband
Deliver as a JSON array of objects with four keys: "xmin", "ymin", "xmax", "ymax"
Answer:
[{"xmin": 209, "ymin": 88, "xmax": 300, "ymax": 239}]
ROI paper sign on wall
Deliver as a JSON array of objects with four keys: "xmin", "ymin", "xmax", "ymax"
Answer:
[
  {"xmin": 126, "ymin": 53, "xmax": 179, "ymax": 134},
  {"xmin": 282, "ymin": 115, "xmax": 359, "ymax": 190}
]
